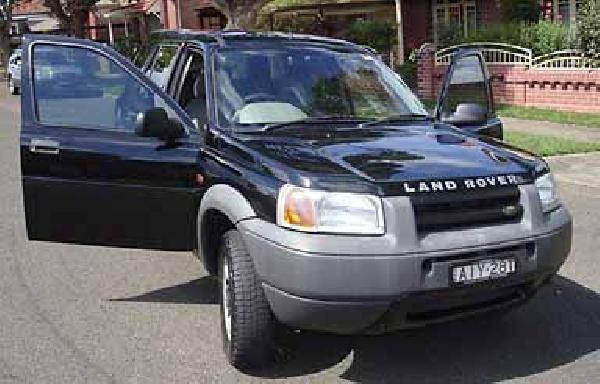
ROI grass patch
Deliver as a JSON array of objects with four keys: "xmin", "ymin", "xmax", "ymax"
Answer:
[
  {"xmin": 497, "ymin": 105, "xmax": 600, "ymax": 129},
  {"xmin": 505, "ymin": 131, "xmax": 600, "ymax": 156},
  {"xmin": 420, "ymin": 99, "xmax": 600, "ymax": 128}
]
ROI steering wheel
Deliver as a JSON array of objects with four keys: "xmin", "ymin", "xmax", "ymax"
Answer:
[{"xmin": 243, "ymin": 93, "xmax": 277, "ymax": 104}]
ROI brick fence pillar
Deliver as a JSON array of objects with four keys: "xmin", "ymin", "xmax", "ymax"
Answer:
[{"xmin": 417, "ymin": 45, "xmax": 436, "ymax": 100}]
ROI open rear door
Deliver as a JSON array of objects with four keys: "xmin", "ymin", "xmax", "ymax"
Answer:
[{"xmin": 435, "ymin": 50, "xmax": 503, "ymax": 140}]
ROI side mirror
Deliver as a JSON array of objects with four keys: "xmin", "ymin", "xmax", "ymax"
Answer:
[
  {"xmin": 441, "ymin": 103, "xmax": 487, "ymax": 125},
  {"xmin": 135, "ymin": 107, "xmax": 184, "ymax": 142}
]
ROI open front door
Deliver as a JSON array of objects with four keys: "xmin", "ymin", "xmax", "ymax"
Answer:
[
  {"xmin": 435, "ymin": 50, "xmax": 503, "ymax": 140},
  {"xmin": 20, "ymin": 35, "xmax": 204, "ymax": 251}
]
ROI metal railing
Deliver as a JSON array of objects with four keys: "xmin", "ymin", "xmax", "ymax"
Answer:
[
  {"xmin": 531, "ymin": 50, "xmax": 599, "ymax": 69},
  {"xmin": 434, "ymin": 42, "xmax": 598, "ymax": 70},
  {"xmin": 435, "ymin": 42, "xmax": 532, "ymax": 66}
]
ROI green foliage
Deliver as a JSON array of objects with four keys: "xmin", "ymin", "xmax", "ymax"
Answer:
[
  {"xmin": 577, "ymin": 0, "xmax": 600, "ymax": 60},
  {"xmin": 113, "ymin": 37, "xmax": 142, "ymax": 60},
  {"xmin": 497, "ymin": 104, "xmax": 600, "ymax": 128},
  {"xmin": 395, "ymin": 61, "xmax": 417, "ymax": 90},
  {"xmin": 346, "ymin": 19, "xmax": 397, "ymax": 53},
  {"xmin": 439, "ymin": 21, "xmax": 576, "ymax": 56},
  {"xmin": 500, "ymin": 0, "xmax": 540, "ymax": 22},
  {"xmin": 505, "ymin": 131, "xmax": 600, "ymax": 156},
  {"xmin": 309, "ymin": 76, "xmax": 347, "ymax": 115},
  {"xmin": 466, "ymin": 22, "xmax": 524, "ymax": 48},
  {"xmin": 436, "ymin": 22, "xmax": 464, "ymax": 48},
  {"xmin": 519, "ymin": 20, "xmax": 576, "ymax": 55}
]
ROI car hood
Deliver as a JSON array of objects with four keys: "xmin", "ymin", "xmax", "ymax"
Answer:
[{"xmin": 241, "ymin": 124, "xmax": 540, "ymax": 191}]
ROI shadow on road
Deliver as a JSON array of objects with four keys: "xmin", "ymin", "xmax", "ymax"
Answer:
[
  {"xmin": 111, "ymin": 275, "xmax": 600, "ymax": 382},
  {"xmin": 111, "ymin": 276, "xmax": 218, "ymax": 305},
  {"xmin": 261, "ymin": 276, "xmax": 600, "ymax": 382}
]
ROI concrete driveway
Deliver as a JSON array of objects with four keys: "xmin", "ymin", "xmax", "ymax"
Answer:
[{"xmin": 0, "ymin": 88, "xmax": 599, "ymax": 383}]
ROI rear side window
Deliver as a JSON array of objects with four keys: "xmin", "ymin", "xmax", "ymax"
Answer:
[
  {"xmin": 148, "ymin": 45, "xmax": 178, "ymax": 88},
  {"xmin": 32, "ymin": 44, "xmax": 178, "ymax": 132}
]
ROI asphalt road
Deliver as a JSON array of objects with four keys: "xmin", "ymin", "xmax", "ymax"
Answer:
[{"xmin": 1, "ymin": 87, "xmax": 599, "ymax": 383}]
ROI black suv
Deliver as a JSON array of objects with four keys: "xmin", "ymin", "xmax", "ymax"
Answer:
[{"xmin": 19, "ymin": 31, "xmax": 572, "ymax": 369}]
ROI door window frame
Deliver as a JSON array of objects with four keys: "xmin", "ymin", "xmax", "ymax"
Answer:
[
  {"xmin": 172, "ymin": 46, "xmax": 207, "ymax": 103},
  {"xmin": 171, "ymin": 43, "xmax": 215, "ymax": 130},
  {"xmin": 435, "ymin": 50, "xmax": 495, "ymax": 122},
  {"xmin": 27, "ymin": 40, "xmax": 193, "ymax": 135}
]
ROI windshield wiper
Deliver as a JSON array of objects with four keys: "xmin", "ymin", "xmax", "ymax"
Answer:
[
  {"xmin": 358, "ymin": 114, "xmax": 432, "ymax": 128},
  {"xmin": 262, "ymin": 116, "xmax": 371, "ymax": 132}
]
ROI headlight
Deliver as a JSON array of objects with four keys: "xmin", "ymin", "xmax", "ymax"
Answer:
[
  {"xmin": 277, "ymin": 184, "xmax": 385, "ymax": 235},
  {"xmin": 535, "ymin": 173, "xmax": 560, "ymax": 213}
]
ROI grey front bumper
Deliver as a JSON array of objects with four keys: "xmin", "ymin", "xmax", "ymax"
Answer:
[{"xmin": 238, "ymin": 185, "xmax": 572, "ymax": 334}]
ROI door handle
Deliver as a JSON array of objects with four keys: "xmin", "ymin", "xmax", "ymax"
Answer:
[{"xmin": 30, "ymin": 139, "xmax": 60, "ymax": 155}]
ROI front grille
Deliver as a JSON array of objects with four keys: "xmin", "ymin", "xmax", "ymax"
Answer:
[{"xmin": 411, "ymin": 187, "xmax": 523, "ymax": 232}]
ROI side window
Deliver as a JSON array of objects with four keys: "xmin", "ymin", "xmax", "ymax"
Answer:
[
  {"xmin": 177, "ymin": 50, "xmax": 207, "ymax": 125},
  {"xmin": 33, "ymin": 44, "xmax": 179, "ymax": 132},
  {"xmin": 148, "ymin": 45, "xmax": 178, "ymax": 88},
  {"xmin": 440, "ymin": 54, "xmax": 488, "ymax": 120}
]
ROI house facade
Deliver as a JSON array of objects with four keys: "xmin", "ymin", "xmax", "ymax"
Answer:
[
  {"xmin": 11, "ymin": 0, "xmax": 61, "ymax": 39},
  {"xmin": 160, "ymin": 0, "xmax": 226, "ymax": 30},
  {"xmin": 269, "ymin": 0, "xmax": 587, "ymax": 55},
  {"xmin": 11, "ymin": 0, "xmax": 588, "ymax": 54}
]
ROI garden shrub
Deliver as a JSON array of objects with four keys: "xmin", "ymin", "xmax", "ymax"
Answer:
[
  {"xmin": 577, "ymin": 0, "xmax": 600, "ymax": 60},
  {"xmin": 519, "ymin": 20, "xmax": 576, "ymax": 55},
  {"xmin": 439, "ymin": 20, "xmax": 576, "ymax": 56},
  {"xmin": 346, "ymin": 19, "xmax": 397, "ymax": 54},
  {"xmin": 395, "ymin": 60, "xmax": 418, "ymax": 90},
  {"xmin": 114, "ymin": 37, "xmax": 142, "ymax": 60}
]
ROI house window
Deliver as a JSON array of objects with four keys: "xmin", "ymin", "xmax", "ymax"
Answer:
[
  {"xmin": 550, "ymin": 0, "xmax": 584, "ymax": 24},
  {"xmin": 433, "ymin": 0, "xmax": 477, "ymax": 44}
]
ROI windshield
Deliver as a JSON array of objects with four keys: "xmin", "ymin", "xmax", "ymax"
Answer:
[{"xmin": 214, "ymin": 44, "xmax": 428, "ymax": 130}]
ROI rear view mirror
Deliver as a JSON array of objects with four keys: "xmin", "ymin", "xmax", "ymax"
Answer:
[
  {"xmin": 441, "ymin": 103, "xmax": 487, "ymax": 125},
  {"xmin": 135, "ymin": 107, "xmax": 184, "ymax": 142}
]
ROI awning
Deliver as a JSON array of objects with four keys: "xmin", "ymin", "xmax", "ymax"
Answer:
[
  {"xmin": 269, "ymin": 0, "xmax": 395, "ymax": 16},
  {"xmin": 29, "ymin": 18, "xmax": 60, "ymax": 32}
]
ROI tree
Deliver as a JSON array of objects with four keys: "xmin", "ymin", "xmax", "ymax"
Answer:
[
  {"xmin": 578, "ymin": 0, "xmax": 600, "ymax": 60},
  {"xmin": 212, "ymin": 0, "xmax": 274, "ymax": 30},
  {"xmin": 43, "ymin": 0, "xmax": 98, "ymax": 38},
  {"xmin": 0, "ymin": 0, "xmax": 18, "ymax": 70},
  {"xmin": 347, "ymin": 20, "xmax": 397, "ymax": 54}
]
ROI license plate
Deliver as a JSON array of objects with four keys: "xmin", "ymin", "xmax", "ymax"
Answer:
[{"xmin": 451, "ymin": 258, "xmax": 517, "ymax": 285}]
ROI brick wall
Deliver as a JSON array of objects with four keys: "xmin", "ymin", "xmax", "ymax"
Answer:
[{"xmin": 417, "ymin": 48, "xmax": 600, "ymax": 113}]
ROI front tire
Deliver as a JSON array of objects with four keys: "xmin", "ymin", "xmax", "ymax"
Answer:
[{"xmin": 218, "ymin": 229, "xmax": 273, "ymax": 369}]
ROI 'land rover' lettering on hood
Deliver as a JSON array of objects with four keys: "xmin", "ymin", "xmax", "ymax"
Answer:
[{"xmin": 403, "ymin": 174, "xmax": 521, "ymax": 193}]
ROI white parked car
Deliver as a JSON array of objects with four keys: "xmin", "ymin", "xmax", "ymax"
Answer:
[{"xmin": 7, "ymin": 49, "xmax": 22, "ymax": 95}]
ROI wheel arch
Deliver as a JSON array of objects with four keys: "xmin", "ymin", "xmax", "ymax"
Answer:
[{"xmin": 197, "ymin": 184, "xmax": 256, "ymax": 275}]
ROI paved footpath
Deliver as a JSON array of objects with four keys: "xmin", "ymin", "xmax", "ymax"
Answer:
[{"xmin": 503, "ymin": 117, "xmax": 600, "ymax": 142}]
